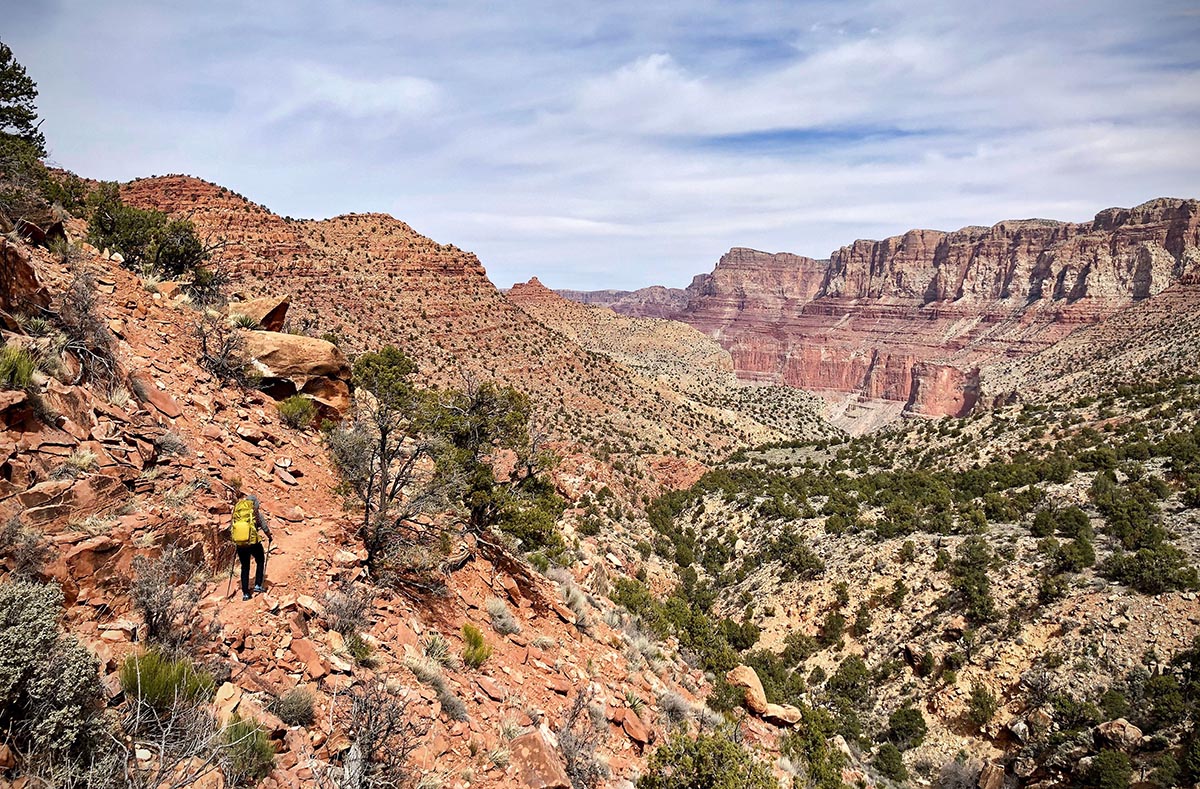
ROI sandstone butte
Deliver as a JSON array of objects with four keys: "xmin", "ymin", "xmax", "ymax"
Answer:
[{"xmin": 561, "ymin": 198, "xmax": 1200, "ymax": 418}]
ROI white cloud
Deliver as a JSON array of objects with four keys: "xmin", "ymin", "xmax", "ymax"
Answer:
[
  {"xmin": 266, "ymin": 64, "xmax": 441, "ymax": 122},
  {"xmin": 5, "ymin": 0, "xmax": 1199, "ymax": 290}
]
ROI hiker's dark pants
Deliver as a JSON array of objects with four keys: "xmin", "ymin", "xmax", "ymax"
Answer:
[{"xmin": 236, "ymin": 543, "xmax": 265, "ymax": 594}]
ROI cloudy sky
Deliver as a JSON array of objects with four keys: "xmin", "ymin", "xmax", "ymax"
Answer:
[{"xmin": 8, "ymin": 1, "xmax": 1200, "ymax": 289}]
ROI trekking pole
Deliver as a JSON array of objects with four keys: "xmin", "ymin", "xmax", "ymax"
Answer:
[
  {"xmin": 224, "ymin": 546, "xmax": 236, "ymax": 598},
  {"xmin": 263, "ymin": 538, "xmax": 270, "ymax": 587}
]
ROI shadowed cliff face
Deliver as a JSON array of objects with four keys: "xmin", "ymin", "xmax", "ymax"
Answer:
[{"xmin": 563, "ymin": 198, "xmax": 1200, "ymax": 417}]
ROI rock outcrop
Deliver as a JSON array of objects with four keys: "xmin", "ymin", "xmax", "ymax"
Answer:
[
  {"xmin": 0, "ymin": 238, "xmax": 50, "ymax": 322},
  {"xmin": 561, "ymin": 199, "xmax": 1200, "ymax": 417},
  {"xmin": 238, "ymin": 330, "xmax": 352, "ymax": 416}
]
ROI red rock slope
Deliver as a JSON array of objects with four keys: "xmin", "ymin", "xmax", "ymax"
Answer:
[
  {"xmin": 564, "ymin": 199, "xmax": 1200, "ymax": 416},
  {"xmin": 120, "ymin": 175, "xmax": 820, "ymax": 466}
]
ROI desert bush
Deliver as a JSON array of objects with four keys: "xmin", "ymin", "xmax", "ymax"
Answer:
[
  {"xmin": 486, "ymin": 597, "xmax": 522, "ymax": 635},
  {"xmin": 559, "ymin": 578, "xmax": 592, "ymax": 629},
  {"xmin": 230, "ymin": 312, "xmax": 260, "ymax": 329},
  {"xmin": 0, "ymin": 517, "xmax": 50, "ymax": 580},
  {"xmin": 56, "ymin": 272, "xmax": 117, "ymax": 386},
  {"xmin": 130, "ymin": 547, "xmax": 205, "ymax": 653},
  {"xmin": 966, "ymin": 683, "xmax": 998, "ymax": 730},
  {"xmin": 120, "ymin": 649, "xmax": 215, "ymax": 712},
  {"xmin": 936, "ymin": 756, "xmax": 981, "ymax": 789},
  {"xmin": 278, "ymin": 394, "xmax": 316, "ymax": 429},
  {"xmin": 0, "ymin": 344, "xmax": 36, "ymax": 390},
  {"xmin": 341, "ymin": 679, "xmax": 429, "ymax": 789},
  {"xmin": 657, "ymin": 689, "xmax": 695, "ymax": 726},
  {"xmin": 638, "ymin": 728, "xmax": 777, "ymax": 789},
  {"xmin": 462, "ymin": 623, "xmax": 492, "ymax": 668},
  {"xmin": 422, "ymin": 632, "xmax": 453, "ymax": 666},
  {"xmin": 402, "ymin": 654, "xmax": 467, "ymax": 722},
  {"xmin": 326, "ymin": 582, "xmax": 375, "ymax": 637},
  {"xmin": 195, "ymin": 310, "xmax": 252, "ymax": 385},
  {"xmin": 556, "ymin": 687, "xmax": 608, "ymax": 789},
  {"xmin": 874, "ymin": 743, "xmax": 908, "ymax": 782},
  {"xmin": 0, "ymin": 580, "xmax": 105, "ymax": 757},
  {"xmin": 886, "ymin": 705, "xmax": 927, "ymax": 749},
  {"xmin": 270, "ymin": 686, "xmax": 315, "ymax": 726},
  {"xmin": 222, "ymin": 714, "xmax": 275, "ymax": 785}
]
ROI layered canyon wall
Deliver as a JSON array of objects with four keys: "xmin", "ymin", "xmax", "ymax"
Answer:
[{"xmin": 563, "ymin": 198, "xmax": 1200, "ymax": 416}]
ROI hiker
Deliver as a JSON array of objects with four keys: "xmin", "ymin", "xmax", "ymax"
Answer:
[{"xmin": 230, "ymin": 492, "xmax": 273, "ymax": 600}]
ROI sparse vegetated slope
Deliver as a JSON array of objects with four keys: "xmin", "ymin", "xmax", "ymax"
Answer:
[{"xmin": 625, "ymin": 375, "xmax": 1200, "ymax": 786}]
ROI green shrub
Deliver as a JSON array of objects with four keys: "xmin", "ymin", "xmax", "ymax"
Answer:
[
  {"xmin": 1148, "ymin": 754, "xmax": 1179, "ymax": 789},
  {"xmin": 818, "ymin": 611, "xmax": 846, "ymax": 646},
  {"xmin": 87, "ymin": 182, "xmax": 208, "ymax": 277},
  {"xmin": 779, "ymin": 706, "xmax": 846, "ymax": 789},
  {"xmin": 827, "ymin": 655, "xmax": 870, "ymax": 705},
  {"xmin": 0, "ymin": 344, "xmax": 36, "ymax": 391},
  {"xmin": 119, "ymin": 649, "xmax": 215, "ymax": 711},
  {"xmin": 1082, "ymin": 749, "xmax": 1132, "ymax": 789},
  {"xmin": 949, "ymin": 536, "xmax": 996, "ymax": 623},
  {"xmin": 886, "ymin": 706, "xmax": 927, "ymax": 749},
  {"xmin": 223, "ymin": 714, "xmax": 275, "ymax": 785},
  {"xmin": 270, "ymin": 687, "xmax": 315, "ymax": 726},
  {"xmin": 966, "ymin": 683, "xmax": 998, "ymax": 730},
  {"xmin": 0, "ymin": 580, "xmax": 105, "ymax": 756},
  {"xmin": 277, "ymin": 395, "xmax": 316, "ymax": 429},
  {"xmin": 462, "ymin": 623, "xmax": 492, "ymax": 669},
  {"xmin": 874, "ymin": 743, "xmax": 908, "ymax": 782},
  {"xmin": 230, "ymin": 313, "xmax": 261, "ymax": 329},
  {"xmin": 1101, "ymin": 545, "xmax": 1199, "ymax": 594},
  {"xmin": 851, "ymin": 602, "xmax": 872, "ymax": 637},
  {"xmin": 637, "ymin": 730, "xmax": 778, "ymax": 789},
  {"xmin": 345, "ymin": 632, "xmax": 376, "ymax": 666}
]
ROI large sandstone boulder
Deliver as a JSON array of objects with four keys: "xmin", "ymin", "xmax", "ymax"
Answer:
[
  {"xmin": 510, "ymin": 729, "xmax": 570, "ymax": 789},
  {"xmin": 725, "ymin": 665, "xmax": 769, "ymax": 715},
  {"xmin": 763, "ymin": 703, "xmax": 802, "ymax": 726},
  {"xmin": 239, "ymin": 331, "xmax": 352, "ymax": 416},
  {"xmin": 1095, "ymin": 718, "xmax": 1143, "ymax": 752},
  {"xmin": 229, "ymin": 295, "xmax": 290, "ymax": 332}
]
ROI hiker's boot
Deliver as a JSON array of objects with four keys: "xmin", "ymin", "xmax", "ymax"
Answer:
[
  {"xmin": 242, "ymin": 592, "xmax": 252, "ymax": 601},
  {"xmin": 254, "ymin": 585, "xmax": 265, "ymax": 593}
]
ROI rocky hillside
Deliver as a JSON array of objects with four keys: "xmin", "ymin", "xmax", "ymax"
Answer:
[
  {"xmin": 507, "ymin": 278, "xmax": 833, "ymax": 443},
  {"xmin": 563, "ymin": 199, "xmax": 1200, "ymax": 419},
  {"xmin": 0, "ymin": 229, "xmax": 751, "ymax": 788},
  {"xmin": 119, "ymin": 176, "xmax": 829, "ymax": 471}
]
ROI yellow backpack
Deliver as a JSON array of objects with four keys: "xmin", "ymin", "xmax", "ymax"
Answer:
[{"xmin": 231, "ymin": 498, "xmax": 258, "ymax": 546}]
